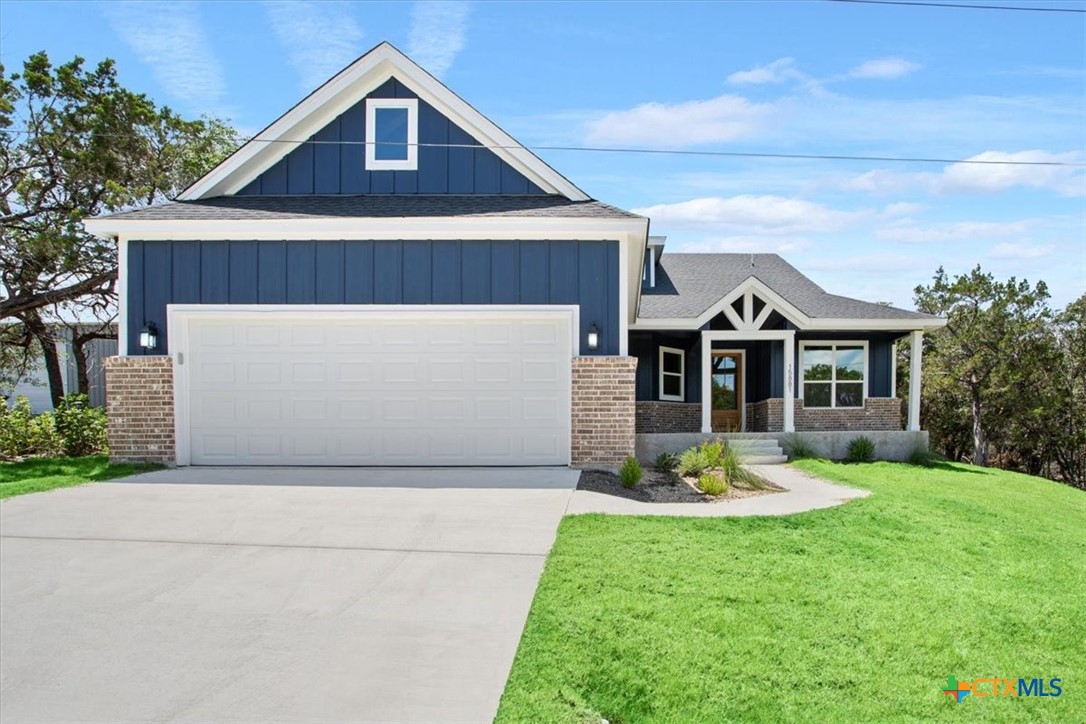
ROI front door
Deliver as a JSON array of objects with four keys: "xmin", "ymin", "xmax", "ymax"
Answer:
[{"xmin": 711, "ymin": 352, "xmax": 743, "ymax": 432}]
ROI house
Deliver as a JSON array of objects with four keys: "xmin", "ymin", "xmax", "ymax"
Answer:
[
  {"xmin": 83, "ymin": 42, "xmax": 943, "ymax": 468},
  {"xmin": 3, "ymin": 325, "xmax": 116, "ymax": 412}
]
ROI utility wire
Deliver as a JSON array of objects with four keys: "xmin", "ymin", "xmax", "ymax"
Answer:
[
  {"xmin": 828, "ymin": 0, "xmax": 1086, "ymax": 12},
  {"xmin": 4, "ymin": 128, "xmax": 1083, "ymax": 167}
]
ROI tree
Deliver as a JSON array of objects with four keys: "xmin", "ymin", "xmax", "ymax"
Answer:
[
  {"xmin": 1046, "ymin": 296, "xmax": 1086, "ymax": 487},
  {"xmin": 0, "ymin": 53, "xmax": 237, "ymax": 405},
  {"xmin": 914, "ymin": 266, "xmax": 1053, "ymax": 467}
]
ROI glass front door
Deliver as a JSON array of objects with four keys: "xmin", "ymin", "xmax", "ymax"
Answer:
[{"xmin": 711, "ymin": 352, "xmax": 743, "ymax": 432}]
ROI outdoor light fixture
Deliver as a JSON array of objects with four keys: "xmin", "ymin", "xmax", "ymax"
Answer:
[
  {"xmin": 587, "ymin": 323, "xmax": 600, "ymax": 351},
  {"xmin": 139, "ymin": 322, "xmax": 158, "ymax": 351}
]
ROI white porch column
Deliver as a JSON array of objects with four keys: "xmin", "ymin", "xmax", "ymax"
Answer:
[
  {"xmin": 701, "ymin": 332, "xmax": 712, "ymax": 433},
  {"xmin": 907, "ymin": 330, "xmax": 923, "ymax": 431},
  {"xmin": 783, "ymin": 332, "xmax": 795, "ymax": 433}
]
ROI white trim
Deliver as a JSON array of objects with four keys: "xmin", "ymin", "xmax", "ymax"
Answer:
[
  {"xmin": 365, "ymin": 98, "xmax": 418, "ymax": 171},
  {"xmin": 175, "ymin": 43, "xmax": 589, "ymax": 201},
  {"xmin": 631, "ymin": 275, "xmax": 947, "ymax": 332},
  {"xmin": 117, "ymin": 237, "xmax": 128, "ymax": 356},
  {"xmin": 83, "ymin": 215, "xmax": 646, "ymax": 241},
  {"xmin": 798, "ymin": 341, "xmax": 869, "ymax": 409},
  {"xmin": 619, "ymin": 237, "xmax": 630, "ymax": 355},
  {"xmin": 908, "ymin": 330, "xmax": 923, "ymax": 432},
  {"xmin": 699, "ymin": 330, "xmax": 795, "ymax": 434},
  {"xmin": 708, "ymin": 348, "xmax": 746, "ymax": 431},
  {"xmin": 658, "ymin": 346, "xmax": 685, "ymax": 402},
  {"xmin": 167, "ymin": 304, "xmax": 580, "ymax": 466},
  {"xmin": 648, "ymin": 247, "xmax": 655, "ymax": 288}
]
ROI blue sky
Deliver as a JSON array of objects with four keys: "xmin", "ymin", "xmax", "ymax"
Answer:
[{"xmin": 3, "ymin": 0, "xmax": 1084, "ymax": 308}]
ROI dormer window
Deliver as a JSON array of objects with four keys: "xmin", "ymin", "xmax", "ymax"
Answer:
[{"xmin": 366, "ymin": 98, "xmax": 418, "ymax": 170}]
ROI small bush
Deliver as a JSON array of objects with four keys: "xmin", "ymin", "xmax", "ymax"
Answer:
[
  {"xmin": 783, "ymin": 434, "xmax": 817, "ymax": 460},
  {"xmin": 0, "ymin": 394, "xmax": 107, "ymax": 460},
  {"xmin": 0, "ymin": 396, "xmax": 35, "ymax": 459},
  {"xmin": 28, "ymin": 411, "xmax": 64, "ymax": 458},
  {"xmin": 846, "ymin": 435, "xmax": 876, "ymax": 463},
  {"xmin": 619, "ymin": 455, "xmax": 643, "ymax": 488},
  {"xmin": 700, "ymin": 439, "xmax": 725, "ymax": 468},
  {"xmin": 676, "ymin": 446, "xmax": 710, "ymax": 477},
  {"xmin": 697, "ymin": 471, "xmax": 729, "ymax": 496},
  {"xmin": 54, "ymin": 394, "xmax": 109, "ymax": 457},
  {"xmin": 654, "ymin": 452, "xmax": 679, "ymax": 473}
]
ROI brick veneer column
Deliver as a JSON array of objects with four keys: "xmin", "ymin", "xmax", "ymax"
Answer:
[
  {"xmin": 571, "ymin": 356, "xmax": 637, "ymax": 468},
  {"xmin": 104, "ymin": 356, "xmax": 175, "ymax": 464}
]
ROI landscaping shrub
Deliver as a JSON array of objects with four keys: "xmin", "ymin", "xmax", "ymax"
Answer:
[
  {"xmin": 846, "ymin": 435, "xmax": 876, "ymax": 463},
  {"xmin": 697, "ymin": 471, "xmax": 728, "ymax": 496},
  {"xmin": 54, "ymin": 394, "xmax": 109, "ymax": 457},
  {"xmin": 653, "ymin": 452, "xmax": 679, "ymax": 473},
  {"xmin": 619, "ymin": 455, "xmax": 643, "ymax": 488},
  {"xmin": 676, "ymin": 446, "xmax": 710, "ymax": 477},
  {"xmin": 0, "ymin": 394, "xmax": 107, "ymax": 460},
  {"xmin": 700, "ymin": 439, "xmax": 725, "ymax": 468},
  {"xmin": 0, "ymin": 396, "xmax": 35, "ymax": 459},
  {"xmin": 783, "ymin": 434, "xmax": 817, "ymax": 460}
]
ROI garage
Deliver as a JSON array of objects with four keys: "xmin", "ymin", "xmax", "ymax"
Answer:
[{"xmin": 169, "ymin": 306, "xmax": 575, "ymax": 466}]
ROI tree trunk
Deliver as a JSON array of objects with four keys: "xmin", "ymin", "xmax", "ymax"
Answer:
[
  {"xmin": 24, "ymin": 315, "xmax": 65, "ymax": 408},
  {"xmin": 970, "ymin": 386, "xmax": 988, "ymax": 467},
  {"xmin": 72, "ymin": 335, "xmax": 90, "ymax": 396}
]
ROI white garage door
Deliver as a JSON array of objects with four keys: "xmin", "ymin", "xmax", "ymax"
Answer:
[{"xmin": 175, "ymin": 308, "xmax": 573, "ymax": 466}]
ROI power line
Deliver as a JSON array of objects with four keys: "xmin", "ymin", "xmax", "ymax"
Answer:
[
  {"xmin": 827, "ymin": 0, "xmax": 1086, "ymax": 13},
  {"xmin": 4, "ymin": 128, "xmax": 1083, "ymax": 167}
]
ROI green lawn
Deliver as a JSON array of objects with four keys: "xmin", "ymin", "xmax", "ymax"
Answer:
[
  {"xmin": 498, "ymin": 461, "xmax": 1085, "ymax": 723},
  {"xmin": 0, "ymin": 455, "xmax": 159, "ymax": 499}
]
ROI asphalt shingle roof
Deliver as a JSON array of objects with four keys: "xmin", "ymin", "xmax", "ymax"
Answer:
[
  {"xmin": 102, "ymin": 195, "xmax": 642, "ymax": 221},
  {"xmin": 639, "ymin": 253, "xmax": 938, "ymax": 321}
]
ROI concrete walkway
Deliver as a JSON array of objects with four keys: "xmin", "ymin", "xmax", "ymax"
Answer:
[{"xmin": 565, "ymin": 464, "xmax": 870, "ymax": 517}]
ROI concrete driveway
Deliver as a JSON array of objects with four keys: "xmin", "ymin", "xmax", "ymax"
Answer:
[{"xmin": 0, "ymin": 467, "xmax": 577, "ymax": 723}]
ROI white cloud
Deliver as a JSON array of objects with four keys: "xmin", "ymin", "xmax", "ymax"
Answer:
[
  {"xmin": 849, "ymin": 58, "xmax": 921, "ymax": 80},
  {"xmin": 265, "ymin": 1, "xmax": 365, "ymax": 91},
  {"xmin": 990, "ymin": 242, "xmax": 1055, "ymax": 259},
  {"xmin": 936, "ymin": 150, "xmax": 1086, "ymax": 197},
  {"xmin": 677, "ymin": 235, "xmax": 811, "ymax": 254},
  {"xmin": 876, "ymin": 219, "xmax": 1034, "ymax": 244},
  {"xmin": 585, "ymin": 95, "xmax": 773, "ymax": 147},
  {"xmin": 726, "ymin": 58, "xmax": 798, "ymax": 86},
  {"xmin": 102, "ymin": 1, "xmax": 226, "ymax": 110},
  {"xmin": 882, "ymin": 202, "xmax": 925, "ymax": 217},
  {"xmin": 408, "ymin": 1, "xmax": 472, "ymax": 78},
  {"xmin": 633, "ymin": 195, "xmax": 865, "ymax": 235}
]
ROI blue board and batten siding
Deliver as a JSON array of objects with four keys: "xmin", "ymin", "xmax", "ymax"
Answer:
[
  {"xmin": 238, "ymin": 78, "xmax": 546, "ymax": 196},
  {"xmin": 127, "ymin": 239, "xmax": 619, "ymax": 355}
]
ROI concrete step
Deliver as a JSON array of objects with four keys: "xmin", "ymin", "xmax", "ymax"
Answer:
[
  {"xmin": 738, "ymin": 454, "xmax": 789, "ymax": 465},
  {"xmin": 726, "ymin": 440, "xmax": 782, "ymax": 451}
]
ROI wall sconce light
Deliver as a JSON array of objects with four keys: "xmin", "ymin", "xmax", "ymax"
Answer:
[
  {"xmin": 587, "ymin": 323, "xmax": 600, "ymax": 351},
  {"xmin": 139, "ymin": 322, "xmax": 158, "ymax": 351}
]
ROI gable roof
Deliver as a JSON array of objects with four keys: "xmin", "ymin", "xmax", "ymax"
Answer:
[
  {"xmin": 638, "ymin": 253, "xmax": 943, "ymax": 329},
  {"xmin": 178, "ymin": 42, "xmax": 589, "ymax": 202},
  {"xmin": 95, "ymin": 195, "xmax": 640, "ymax": 222}
]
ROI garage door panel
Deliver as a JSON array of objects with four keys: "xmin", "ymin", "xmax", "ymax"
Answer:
[{"xmin": 184, "ymin": 312, "xmax": 571, "ymax": 466}]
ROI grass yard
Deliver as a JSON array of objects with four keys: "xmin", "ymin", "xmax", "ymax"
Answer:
[
  {"xmin": 498, "ymin": 461, "xmax": 1085, "ymax": 723},
  {"xmin": 0, "ymin": 455, "xmax": 159, "ymax": 499}
]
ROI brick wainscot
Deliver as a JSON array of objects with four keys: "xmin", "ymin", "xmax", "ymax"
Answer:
[
  {"xmin": 104, "ymin": 356, "xmax": 175, "ymax": 464},
  {"xmin": 571, "ymin": 356, "xmax": 637, "ymax": 468},
  {"xmin": 746, "ymin": 397, "xmax": 903, "ymax": 432}
]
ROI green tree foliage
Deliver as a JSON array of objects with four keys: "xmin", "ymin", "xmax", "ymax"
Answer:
[
  {"xmin": 915, "ymin": 267, "xmax": 1083, "ymax": 488},
  {"xmin": 0, "ymin": 53, "xmax": 237, "ymax": 404}
]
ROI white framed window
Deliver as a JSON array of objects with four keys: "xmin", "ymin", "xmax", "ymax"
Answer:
[
  {"xmin": 365, "ymin": 98, "xmax": 418, "ymax": 171},
  {"xmin": 659, "ymin": 346, "xmax": 685, "ymax": 401},
  {"xmin": 800, "ymin": 341, "xmax": 868, "ymax": 408}
]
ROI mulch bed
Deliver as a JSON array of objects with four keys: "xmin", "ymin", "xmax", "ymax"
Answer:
[{"xmin": 577, "ymin": 468, "xmax": 785, "ymax": 504}]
